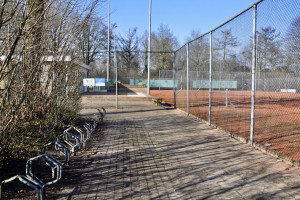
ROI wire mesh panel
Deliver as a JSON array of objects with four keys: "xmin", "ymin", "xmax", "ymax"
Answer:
[
  {"xmin": 174, "ymin": 46, "xmax": 188, "ymax": 110},
  {"xmin": 157, "ymin": 70, "xmax": 174, "ymax": 104},
  {"xmin": 211, "ymin": 7, "xmax": 253, "ymax": 138},
  {"xmin": 171, "ymin": 0, "xmax": 300, "ymax": 166},
  {"xmin": 254, "ymin": 0, "xmax": 300, "ymax": 162},
  {"xmin": 117, "ymin": 52, "xmax": 148, "ymax": 85},
  {"xmin": 188, "ymin": 34, "xmax": 210, "ymax": 121}
]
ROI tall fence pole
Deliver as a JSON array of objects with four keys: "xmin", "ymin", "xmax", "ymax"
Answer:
[
  {"xmin": 116, "ymin": 52, "xmax": 118, "ymax": 109},
  {"xmin": 187, "ymin": 43, "xmax": 190, "ymax": 116},
  {"xmin": 250, "ymin": 4, "xmax": 257, "ymax": 145},
  {"xmin": 114, "ymin": 26, "xmax": 118, "ymax": 109},
  {"xmin": 147, "ymin": 0, "xmax": 152, "ymax": 95},
  {"xmin": 173, "ymin": 53, "xmax": 176, "ymax": 109},
  {"xmin": 209, "ymin": 31, "xmax": 213, "ymax": 125},
  {"xmin": 107, "ymin": 0, "xmax": 111, "ymax": 91}
]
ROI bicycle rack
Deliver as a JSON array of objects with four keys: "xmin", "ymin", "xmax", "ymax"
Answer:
[
  {"xmin": 101, "ymin": 107, "xmax": 107, "ymax": 115},
  {"xmin": 55, "ymin": 141, "xmax": 71, "ymax": 164},
  {"xmin": 97, "ymin": 108, "xmax": 104, "ymax": 121},
  {"xmin": 91, "ymin": 117, "xmax": 98, "ymax": 129},
  {"xmin": 0, "ymin": 109, "xmax": 105, "ymax": 199},
  {"xmin": 56, "ymin": 132, "xmax": 80, "ymax": 155},
  {"xmin": 26, "ymin": 154, "xmax": 62, "ymax": 199},
  {"xmin": 84, "ymin": 121, "xmax": 93, "ymax": 140},
  {"xmin": 41, "ymin": 141, "xmax": 70, "ymax": 165},
  {"xmin": 90, "ymin": 107, "xmax": 107, "ymax": 131},
  {"xmin": 0, "ymin": 175, "xmax": 43, "ymax": 200},
  {"xmin": 64, "ymin": 126, "xmax": 87, "ymax": 148}
]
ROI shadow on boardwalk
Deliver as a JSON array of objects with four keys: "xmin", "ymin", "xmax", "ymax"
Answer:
[{"xmin": 53, "ymin": 96, "xmax": 300, "ymax": 200}]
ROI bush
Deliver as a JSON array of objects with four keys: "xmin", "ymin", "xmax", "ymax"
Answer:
[{"xmin": 137, "ymin": 82, "xmax": 146, "ymax": 87}]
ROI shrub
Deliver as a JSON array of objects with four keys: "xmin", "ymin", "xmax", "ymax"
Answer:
[{"xmin": 137, "ymin": 82, "xmax": 146, "ymax": 87}]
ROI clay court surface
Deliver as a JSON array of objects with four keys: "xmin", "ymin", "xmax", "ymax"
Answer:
[{"xmin": 150, "ymin": 89, "xmax": 300, "ymax": 164}]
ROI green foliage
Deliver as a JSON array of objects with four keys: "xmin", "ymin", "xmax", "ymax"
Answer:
[
  {"xmin": 114, "ymin": 80, "xmax": 122, "ymax": 86},
  {"xmin": 152, "ymin": 98, "xmax": 163, "ymax": 105},
  {"xmin": 137, "ymin": 82, "xmax": 146, "ymax": 87}
]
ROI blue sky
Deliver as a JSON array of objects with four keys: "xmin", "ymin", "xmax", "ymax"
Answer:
[{"xmin": 105, "ymin": 0, "xmax": 259, "ymax": 45}]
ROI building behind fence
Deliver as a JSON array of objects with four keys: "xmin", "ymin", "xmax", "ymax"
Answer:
[{"xmin": 152, "ymin": 0, "xmax": 300, "ymax": 166}]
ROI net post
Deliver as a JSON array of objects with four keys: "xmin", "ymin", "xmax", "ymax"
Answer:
[
  {"xmin": 226, "ymin": 89, "xmax": 228, "ymax": 107},
  {"xmin": 250, "ymin": 4, "xmax": 257, "ymax": 146}
]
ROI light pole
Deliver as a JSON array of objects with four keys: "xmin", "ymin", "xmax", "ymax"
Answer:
[
  {"xmin": 107, "ymin": 0, "xmax": 111, "ymax": 91},
  {"xmin": 113, "ymin": 24, "xmax": 118, "ymax": 109},
  {"xmin": 147, "ymin": 0, "xmax": 152, "ymax": 95}
]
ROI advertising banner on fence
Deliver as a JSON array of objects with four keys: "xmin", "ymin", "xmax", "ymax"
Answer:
[
  {"xmin": 130, "ymin": 79, "xmax": 177, "ymax": 88},
  {"xmin": 83, "ymin": 78, "xmax": 95, "ymax": 87},
  {"xmin": 83, "ymin": 78, "xmax": 106, "ymax": 87},
  {"xmin": 193, "ymin": 80, "xmax": 237, "ymax": 89},
  {"xmin": 95, "ymin": 78, "xmax": 106, "ymax": 86}
]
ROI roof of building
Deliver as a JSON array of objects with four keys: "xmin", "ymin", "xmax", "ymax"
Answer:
[{"xmin": 0, "ymin": 55, "xmax": 92, "ymax": 71}]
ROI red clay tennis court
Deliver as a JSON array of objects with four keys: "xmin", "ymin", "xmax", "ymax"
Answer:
[{"xmin": 151, "ymin": 89, "xmax": 300, "ymax": 164}]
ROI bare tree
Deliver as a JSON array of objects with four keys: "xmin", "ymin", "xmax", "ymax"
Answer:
[
  {"xmin": 187, "ymin": 30, "xmax": 210, "ymax": 72},
  {"xmin": 285, "ymin": 16, "xmax": 300, "ymax": 73},
  {"xmin": 256, "ymin": 26, "xmax": 280, "ymax": 74},
  {"xmin": 152, "ymin": 24, "xmax": 178, "ymax": 73},
  {"xmin": 118, "ymin": 27, "xmax": 140, "ymax": 78},
  {"xmin": 140, "ymin": 30, "xmax": 149, "ymax": 77},
  {"xmin": 215, "ymin": 28, "xmax": 239, "ymax": 73},
  {"xmin": 0, "ymin": 0, "xmax": 102, "ymax": 164},
  {"xmin": 77, "ymin": 16, "xmax": 107, "ymax": 65}
]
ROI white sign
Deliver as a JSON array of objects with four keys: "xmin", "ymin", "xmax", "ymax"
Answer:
[
  {"xmin": 95, "ymin": 78, "xmax": 106, "ymax": 86},
  {"xmin": 83, "ymin": 78, "xmax": 95, "ymax": 87},
  {"xmin": 280, "ymin": 89, "xmax": 296, "ymax": 93}
]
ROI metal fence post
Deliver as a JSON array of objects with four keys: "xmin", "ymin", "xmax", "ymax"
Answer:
[
  {"xmin": 209, "ymin": 31, "xmax": 213, "ymax": 125},
  {"xmin": 116, "ymin": 52, "xmax": 118, "ymax": 109},
  {"xmin": 250, "ymin": 4, "xmax": 257, "ymax": 145},
  {"xmin": 107, "ymin": 0, "xmax": 111, "ymax": 91},
  {"xmin": 173, "ymin": 53, "xmax": 177, "ymax": 109},
  {"xmin": 147, "ymin": 0, "xmax": 152, "ymax": 95},
  {"xmin": 187, "ymin": 43, "xmax": 190, "ymax": 116}
]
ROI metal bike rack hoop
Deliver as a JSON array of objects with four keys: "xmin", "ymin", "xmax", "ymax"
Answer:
[
  {"xmin": 0, "ymin": 175, "xmax": 43, "ymax": 200},
  {"xmin": 56, "ymin": 132, "xmax": 80, "ymax": 155}
]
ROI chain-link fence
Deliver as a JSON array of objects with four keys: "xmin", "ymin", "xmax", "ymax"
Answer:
[
  {"xmin": 210, "ymin": 6, "xmax": 254, "ymax": 139},
  {"xmin": 174, "ymin": 46, "xmax": 188, "ymax": 111},
  {"xmin": 166, "ymin": 0, "xmax": 300, "ymax": 166},
  {"xmin": 188, "ymin": 34, "xmax": 211, "ymax": 121},
  {"xmin": 253, "ymin": 0, "xmax": 300, "ymax": 165},
  {"xmin": 103, "ymin": 0, "xmax": 300, "ymax": 166}
]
